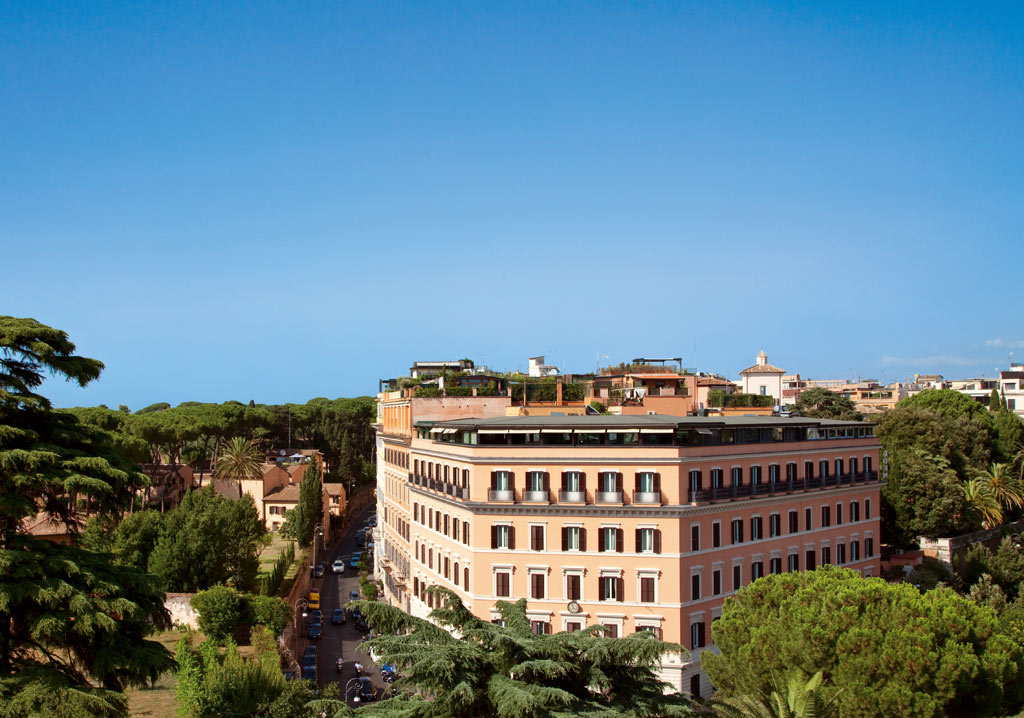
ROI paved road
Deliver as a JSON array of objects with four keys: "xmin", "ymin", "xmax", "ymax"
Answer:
[{"xmin": 299, "ymin": 504, "xmax": 387, "ymax": 702}]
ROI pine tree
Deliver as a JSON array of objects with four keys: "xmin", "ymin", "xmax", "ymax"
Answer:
[{"xmin": 0, "ymin": 316, "xmax": 174, "ymax": 713}]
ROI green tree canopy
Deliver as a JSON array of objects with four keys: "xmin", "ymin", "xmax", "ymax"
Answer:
[
  {"xmin": 315, "ymin": 587, "xmax": 695, "ymax": 718},
  {"xmin": 703, "ymin": 567, "xmax": 1024, "ymax": 718},
  {"xmin": 191, "ymin": 585, "xmax": 245, "ymax": 643},
  {"xmin": 793, "ymin": 388, "xmax": 863, "ymax": 421},
  {"xmin": 281, "ymin": 460, "xmax": 322, "ymax": 547},
  {"xmin": 0, "ymin": 316, "xmax": 174, "ymax": 714}
]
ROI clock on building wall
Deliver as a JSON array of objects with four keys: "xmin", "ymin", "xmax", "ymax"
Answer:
[{"xmin": 567, "ymin": 601, "xmax": 581, "ymax": 614}]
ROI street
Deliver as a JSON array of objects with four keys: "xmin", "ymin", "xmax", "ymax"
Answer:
[{"xmin": 299, "ymin": 503, "xmax": 387, "ymax": 702}]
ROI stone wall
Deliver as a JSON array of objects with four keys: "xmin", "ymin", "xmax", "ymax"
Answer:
[
  {"xmin": 920, "ymin": 519, "xmax": 1024, "ymax": 573},
  {"xmin": 165, "ymin": 592, "xmax": 199, "ymax": 629}
]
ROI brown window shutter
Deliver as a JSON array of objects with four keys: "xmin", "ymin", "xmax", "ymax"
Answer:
[
  {"xmin": 598, "ymin": 578, "xmax": 606, "ymax": 601},
  {"xmin": 654, "ymin": 529, "xmax": 662, "ymax": 554},
  {"xmin": 561, "ymin": 527, "xmax": 568, "ymax": 551},
  {"xmin": 543, "ymin": 472, "xmax": 550, "ymax": 492},
  {"xmin": 560, "ymin": 472, "xmax": 567, "ymax": 491},
  {"xmin": 490, "ymin": 471, "xmax": 497, "ymax": 490},
  {"xmin": 654, "ymin": 473, "xmax": 661, "ymax": 492},
  {"xmin": 579, "ymin": 472, "xmax": 586, "ymax": 492},
  {"xmin": 508, "ymin": 526, "xmax": 515, "ymax": 550},
  {"xmin": 491, "ymin": 525, "xmax": 497, "ymax": 549},
  {"xmin": 634, "ymin": 473, "xmax": 641, "ymax": 492},
  {"xmin": 615, "ymin": 472, "xmax": 623, "ymax": 493},
  {"xmin": 635, "ymin": 528, "xmax": 642, "ymax": 552},
  {"xmin": 617, "ymin": 577, "xmax": 625, "ymax": 601},
  {"xmin": 616, "ymin": 529, "xmax": 624, "ymax": 553},
  {"xmin": 579, "ymin": 528, "xmax": 586, "ymax": 552}
]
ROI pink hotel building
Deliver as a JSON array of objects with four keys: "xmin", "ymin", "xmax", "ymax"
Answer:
[{"xmin": 374, "ymin": 404, "xmax": 881, "ymax": 697}]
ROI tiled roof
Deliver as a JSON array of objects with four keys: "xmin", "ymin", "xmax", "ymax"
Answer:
[
  {"xmin": 739, "ymin": 363, "xmax": 786, "ymax": 375},
  {"xmin": 322, "ymin": 482, "xmax": 345, "ymax": 495},
  {"xmin": 264, "ymin": 485, "xmax": 301, "ymax": 502}
]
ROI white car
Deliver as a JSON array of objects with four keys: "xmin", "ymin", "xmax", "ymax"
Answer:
[{"xmin": 331, "ymin": 559, "xmax": 345, "ymax": 574}]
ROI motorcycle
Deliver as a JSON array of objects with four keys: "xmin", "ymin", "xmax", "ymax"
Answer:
[
  {"xmin": 380, "ymin": 665, "xmax": 397, "ymax": 683},
  {"xmin": 336, "ymin": 657, "xmax": 344, "ymax": 673},
  {"xmin": 354, "ymin": 661, "xmax": 363, "ymax": 677}
]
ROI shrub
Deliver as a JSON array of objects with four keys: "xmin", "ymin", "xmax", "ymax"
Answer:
[
  {"xmin": 191, "ymin": 585, "xmax": 244, "ymax": 643},
  {"xmin": 249, "ymin": 595, "xmax": 291, "ymax": 636}
]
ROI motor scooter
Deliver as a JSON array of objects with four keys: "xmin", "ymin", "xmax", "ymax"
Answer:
[{"xmin": 354, "ymin": 661, "xmax": 363, "ymax": 677}]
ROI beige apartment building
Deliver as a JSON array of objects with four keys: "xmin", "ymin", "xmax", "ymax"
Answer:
[{"xmin": 374, "ymin": 396, "xmax": 881, "ymax": 697}]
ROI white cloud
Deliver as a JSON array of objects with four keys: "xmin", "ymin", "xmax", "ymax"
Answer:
[
  {"xmin": 881, "ymin": 355, "xmax": 982, "ymax": 367},
  {"xmin": 985, "ymin": 339, "xmax": 1024, "ymax": 349}
]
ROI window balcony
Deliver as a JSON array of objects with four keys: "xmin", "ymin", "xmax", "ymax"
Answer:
[
  {"xmin": 523, "ymin": 490, "xmax": 550, "ymax": 503},
  {"xmin": 488, "ymin": 489, "xmax": 515, "ymax": 502},
  {"xmin": 558, "ymin": 490, "xmax": 587, "ymax": 503},
  {"xmin": 596, "ymin": 491, "xmax": 623, "ymax": 504},
  {"xmin": 633, "ymin": 491, "xmax": 662, "ymax": 505}
]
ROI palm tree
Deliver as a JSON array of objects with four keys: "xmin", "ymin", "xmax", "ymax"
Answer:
[
  {"xmin": 212, "ymin": 436, "xmax": 264, "ymax": 499},
  {"xmin": 985, "ymin": 463, "xmax": 1024, "ymax": 512},
  {"xmin": 963, "ymin": 478, "xmax": 1003, "ymax": 530},
  {"xmin": 712, "ymin": 671, "xmax": 840, "ymax": 718}
]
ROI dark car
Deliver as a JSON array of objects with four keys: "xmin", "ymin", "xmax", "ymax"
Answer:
[
  {"xmin": 308, "ymin": 622, "xmax": 322, "ymax": 640},
  {"xmin": 313, "ymin": 562, "xmax": 326, "ymax": 578},
  {"xmin": 302, "ymin": 646, "xmax": 317, "ymax": 668},
  {"xmin": 310, "ymin": 609, "xmax": 323, "ymax": 624},
  {"xmin": 355, "ymin": 533, "xmax": 366, "ymax": 547},
  {"xmin": 355, "ymin": 676, "xmax": 377, "ymax": 702},
  {"xmin": 301, "ymin": 665, "xmax": 316, "ymax": 682},
  {"xmin": 349, "ymin": 589, "xmax": 360, "ymax": 603},
  {"xmin": 332, "ymin": 608, "xmax": 346, "ymax": 625},
  {"xmin": 349, "ymin": 553, "xmax": 362, "ymax": 569}
]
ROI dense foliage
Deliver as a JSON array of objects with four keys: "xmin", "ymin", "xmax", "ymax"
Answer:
[
  {"xmin": 0, "ymin": 316, "xmax": 174, "ymax": 715},
  {"xmin": 280, "ymin": 459, "xmax": 323, "ymax": 547},
  {"xmin": 703, "ymin": 567, "xmax": 1024, "ymax": 718},
  {"xmin": 792, "ymin": 388, "xmax": 863, "ymax": 420},
  {"xmin": 312, "ymin": 587, "xmax": 695, "ymax": 718}
]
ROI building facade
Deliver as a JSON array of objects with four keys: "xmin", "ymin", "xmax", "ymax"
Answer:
[
  {"xmin": 738, "ymin": 351, "xmax": 785, "ymax": 405},
  {"xmin": 374, "ymin": 411, "xmax": 881, "ymax": 698}
]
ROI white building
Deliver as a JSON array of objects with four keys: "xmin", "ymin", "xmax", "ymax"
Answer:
[
  {"xmin": 738, "ymin": 351, "xmax": 785, "ymax": 405},
  {"xmin": 528, "ymin": 355, "xmax": 559, "ymax": 378}
]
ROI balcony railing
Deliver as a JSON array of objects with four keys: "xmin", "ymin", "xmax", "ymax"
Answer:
[
  {"xmin": 488, "ymin": 489, "xmax": 515, "ymax": 502},
  {"xmin": 687, "ymin": 471, "xmax": 879, "ymax": 503},
  {"xmin": 523, "ymin": 490, "xmax": 550, "ymax": 503},
  {"xmin": 633, "ymin": 491, "xmax": 662, "ymax": 505},
  {"xmin": 596, "ymin": 491, "xmax": 623, "ymax": 504},
  {"xmin": 558, "ymin": 490, "xmax": 587, "ymax": 503}
]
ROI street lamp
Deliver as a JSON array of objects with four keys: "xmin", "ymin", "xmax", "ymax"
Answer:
[
  {"xmin": 311, "ymin": 523, "xmax": 324, "ymax": 571},
  {"xmin": 293, "ymin": 598, "xmax": 308, "ymax": 635}
]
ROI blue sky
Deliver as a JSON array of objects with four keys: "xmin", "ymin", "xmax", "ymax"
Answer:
[{"xmin": 2, "ymin": 1, "xmax": 1022, "ymax": 408}]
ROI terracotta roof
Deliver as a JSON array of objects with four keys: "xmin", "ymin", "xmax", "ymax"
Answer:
[
  {"xmin": 322, "ymin": 482, "xmax": 345, "ymax": 495},
  {"xmin": 264, "ymin": 485, "xmax": 301, "ymax": 503},
  {"xmin": 697, "ymin": 377, "xmax": 734, "ymax": 386},
  {"xmin": 21, "ymin": 511, "xmax": 82, "ymax": 537},
  {"xmin": 739, "ymin": 363, "xmax": 786, "ymax": 375}
]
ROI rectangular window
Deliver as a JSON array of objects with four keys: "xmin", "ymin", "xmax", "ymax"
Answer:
[
  {"xmin": 821, "ymin": 505, "xmax": 831, "ymax": 528},
  {"xmin": 751, "ymin": 516, "xmax": 763, "ymax": 540},
  {"xmin": 528, "ymin": 471, "xmax": 545, "ymax": 492},
  {"xmin": 691, "ymin": 524, "xmax": 700, "ymax": 552},
  {"xmin": 836, "ymin": 504, "xmax": 843, "ymax": 525},
  {"xmin": 788, "ymin": 554, "xmax": 799, "ymax": 572},
  {"xmin": 835, "ymin": 458, "xmax": 844, "ymax": 477},
  {"xmin": 567, "ymin": 574, "xmax": 581, "ymax": 600},
  {"xmin": 865, "ymin": 538, "xmax": 874, "ymax": 558},
  {"xmin": 788, "ymin": 510, "xmax": 799, "ymax": 534},
  {"xmin": 565, "ymin": 621, "xmax": 581, "ymax": 633},
  {"xmin": 865, "ymin": 499, "xmax": 871, "ymax": 520},
  {"xmin": 805, "ymin": 507, "xmax": 812, "ymax": 531},
  {"xmin": 712, "ymin": 569, "xmax": 722, "ymax": 595},
  {"xmin": 837, "ymin": 543, "xmax": 846, "ymax": 565},
  {"xmin": 769, "ymin": 464, "xmax": 780, "ymax": 483},
  {"xmin": 600, "ymin": 576, "xmax": 622, "ymax": 601},
  {"xmin": 731, "ymin": 467, "xmax": 743, "ymax": 486},
  {"xmin": 494, "ymin": 471, "xmax": 511, "ymax": 491},
  {"xmin": 805, "ymin": 549, "xmax": 816, "ymax": 571},
  {"xmin": 531, "ymin": 573, "xmax": 545, "ymax": 599},
  {"xmin": 712, "ymin": 522, "xmax": 721, "ymax": 548},
  {"xmin": 690, "ymin": 621, "xmax": 706, "ymax": 648},
  {"xmin": 819, "ymin": 460, "xmax": 828, "ymax": 478},
  {"xmin": 600, "ymin": 472, "xmax": 618, "ymax": 493},
  {"xmin": 711, "ymin": 469, "xmax": 723, "ymax": 488},
  {"xmin": 769, "ymin": 514, "xmax": 780, "ymax": 537},
  {"xmin": 444, "ymin": 515, "xmax": 450, "ymax": 535},
  {"xmin": 531, "ymin": 621, "xmax": 550, "ymax": 635},
  {"xmin": 732, "ymin": 564, "xmax": 742, "ymax": 591},
  {"xmin": 530, "ymin": 525, "xmax": 544, "ymax": 551},
  {"xmin": 851, "ymin": 501, "xmax": 860, "ymax": 522},
  {"xmin": 453, "ymin": 520, "xmax": 459, "ymax": 542},
  {"xmin": 731, "ymin": 519, "xmax": 744, "ymax": 545},
  {"xmin": 463, "ymin": 521, "xmax": 469, "ymax": 545},
  {"xmin": 851, "ymin": 541, "xmax": 860, "ymax": 561},
  {"xmin": 691, "ymin": 574, "xmax": 701, "ymax": 601},
  {"xmin": 640, "ymin": 576, "xmax": 655, "ymax": 603},
  {"xmin": 602, "ymin": 623, "xmax": 618, "ymax": 638},
  {"xmin": 689, "ymin": 469, "xmax": 702, "ymax": 492},
  {"xmin": 637, "ymin": 472, "xmax": 656, "ymax": 493},
  {"xmin": 601, "ymin": 527, "xmax": 621, "ymax": 552},
  {"xmin": 751, "ymin": 465, "xmax": 762, "ymax": 484},
  {"xmin": 564, "ymin": 471, "xmax": 582, "ymax": 492},
  {"xmin": 821, "ymin": 546, "xmax": 831, "ymax": 565},
  {"xmin": 496, "ymin": 572, "xmax": 510, "ymax": 597},
  {"xmin": 804, "ymin": 461, "xmax": 814, "ymax": 479},
  {"xmin": 770, "ymin": 557, "xmax": 782, "ymax": 574},
  {"xmin": 787, "ymin": 463, "xmax": 797, "ymax": 481},
  {"xmin": 752, "ymin": 561, "xmax": 764, "ymax": 580},
  {"xmin": 491, "ymin": 525, "xmax": 512, "ymax": 550},
  {"xmin": 637, "ymin": 527, "xmax": 657, "ymax": 553},
  {"xmin": 563, "ymin": 526, "xmax": 582, "ymax": 551}
]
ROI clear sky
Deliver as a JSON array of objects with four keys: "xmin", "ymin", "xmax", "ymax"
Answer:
[{"xmin": 2, "ymin": 1, "xmax": 1022, "ymax": 408}]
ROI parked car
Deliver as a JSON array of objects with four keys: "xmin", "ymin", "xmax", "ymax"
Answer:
[
  {"xmin": 349, "ymin": 553, "xmax": 361, "ymax": 569},
  {"xmin": 301, "ymin": 665, "xmax": 316, "ymax": 681},
  {"xmin": 355, "ymin": 532, "xmax": 366, "ymax": 547},
  {"xmin": 332, "ymin": 608, "xmax": 346, "ymax": 625},
  {"xmin": 349, "ymin": 589, "xmax": 360, "ymax": 602},
  {"xmin": 302, "ymin": 646, "xmax": 317, "ymax": 668},
  {"xmin": 313, "ymin": 561, "xmax": 326, "ymax": 578},
  {"xmin": 332, "ymin": 559, "xmax": 345, "ymax": 574},
  {"xmin": 308, "ymin": 622, "xmax": 322, "ymax": 640},
  {"xmin": 310, "ymin": 609, "xmax": 323, "ymax": 624},
  {"xmin": 308, "ymin": 591, "xmax": 320, "ymax": 609}
]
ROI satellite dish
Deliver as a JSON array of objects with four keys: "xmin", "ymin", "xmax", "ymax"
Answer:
[{"xmin": 279, "ymin": 450, "xmax": 286, "ymax": 456}]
